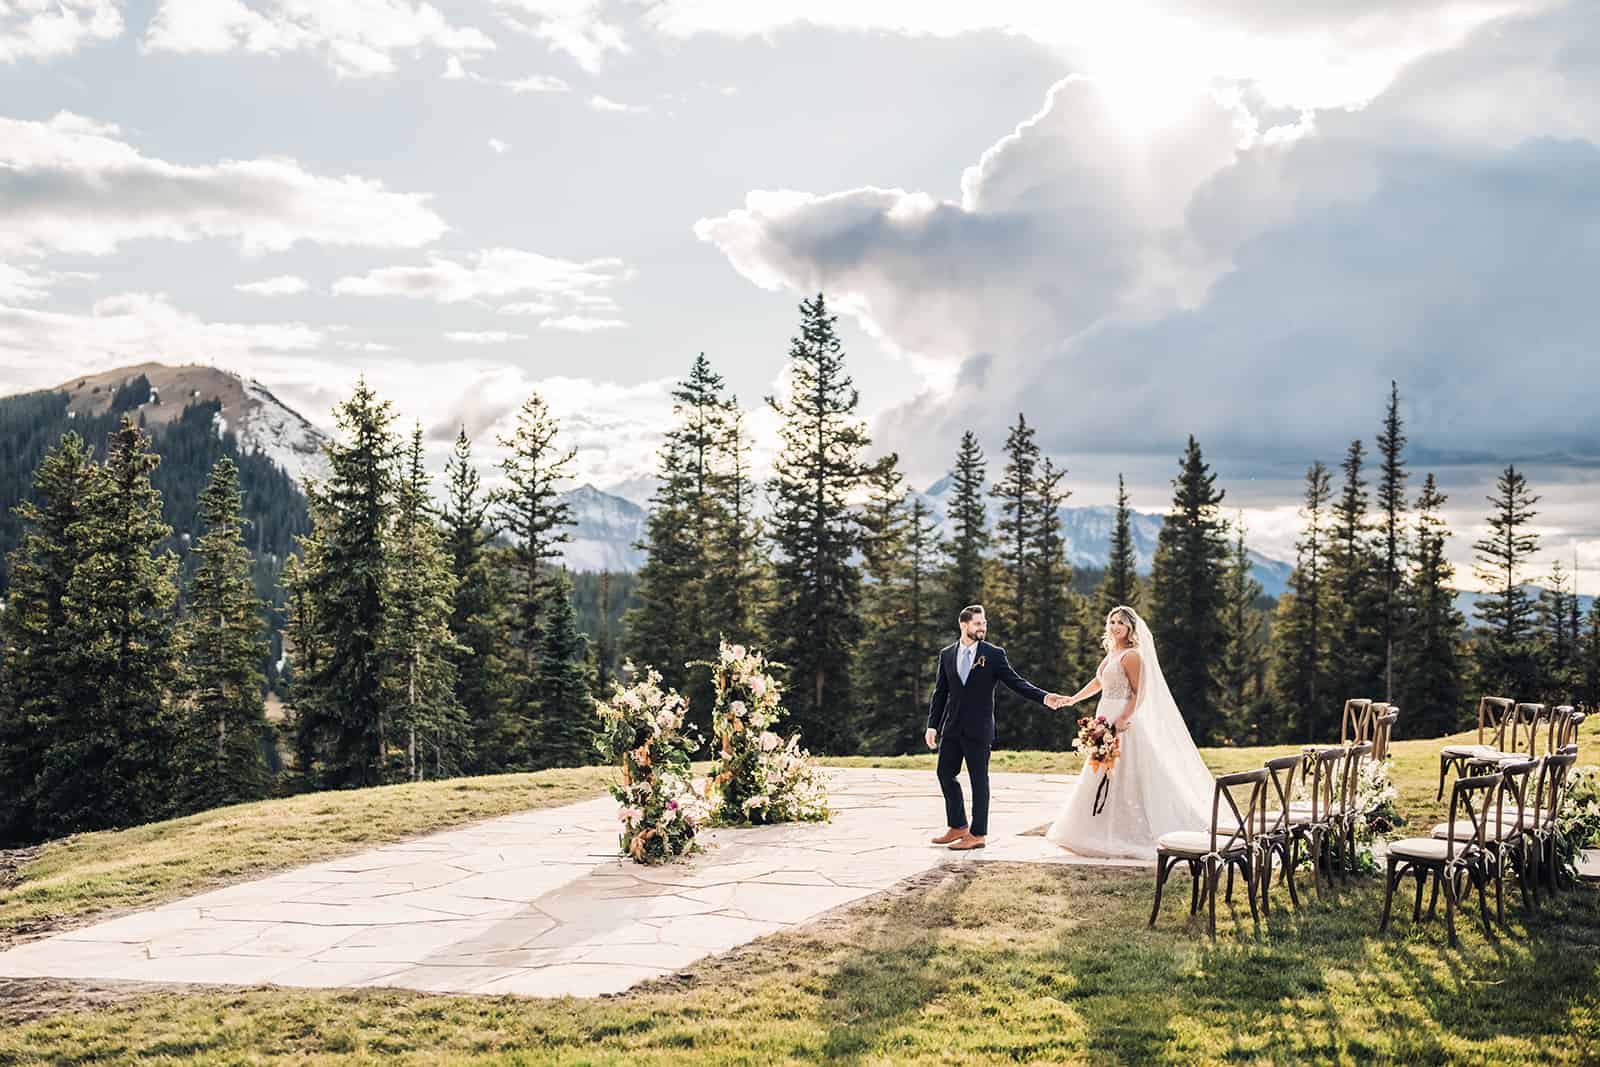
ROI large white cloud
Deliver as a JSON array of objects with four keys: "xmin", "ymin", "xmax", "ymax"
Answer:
[
  {"xmin": 145, "ymin": 0, "xmax": 495, "ymax": 79},
  {"xmin": 698, "ymin": 2, "xmax": 1600, "ymax": 468},
  {"xmin": 492, "ymin": 0, "xmax": 626, "ymax": 73},
  {"xmin": 0, "ymin": 112, "xmax": 447, "ymax": 257},
  {"xmin": 0, "ymin": 0, "xmax": 122, "ymax": 63}
]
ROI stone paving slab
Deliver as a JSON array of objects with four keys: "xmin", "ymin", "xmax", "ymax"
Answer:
[{"xmin": 0, "ymin": 768, "xmax": 1131, "ymax": 998}]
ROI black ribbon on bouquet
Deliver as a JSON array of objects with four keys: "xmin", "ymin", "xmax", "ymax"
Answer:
[{"xmin": 1092, "ymin": 773, "xmax": 1111, "ymax": 817}]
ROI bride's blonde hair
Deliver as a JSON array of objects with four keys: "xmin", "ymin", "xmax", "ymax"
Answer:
[{"xmin": 1101, "ymin": 606, "xmax": 1140, "ymax": 653}]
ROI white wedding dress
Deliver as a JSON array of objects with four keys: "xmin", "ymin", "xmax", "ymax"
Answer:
[{"xmin": 1045, "ymin": 610, "xmax": 1215, "ymax": 860}]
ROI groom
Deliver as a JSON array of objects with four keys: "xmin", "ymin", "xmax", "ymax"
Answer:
[{"xmin": 925, "ymin": 604, "xmax": 1066, "ymax": 850}]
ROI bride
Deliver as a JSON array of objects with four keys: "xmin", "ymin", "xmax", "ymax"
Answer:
[{"xmin": 1045, "ymin": 606, "xmax": 1215, "ymax": 860}]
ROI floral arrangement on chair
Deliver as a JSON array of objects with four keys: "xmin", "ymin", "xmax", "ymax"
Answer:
[
  {"xmin": 594, "ymin": 668, "xmax": 708, "ymax": 864},
  {"xmin": 701, "ymin": 640, "xmax": 829, "ymax": 825}
]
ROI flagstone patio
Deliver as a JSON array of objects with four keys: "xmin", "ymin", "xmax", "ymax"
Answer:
[{"xmin": 0, "ymin": 768, "xmax": 1134, "ymax": 998}]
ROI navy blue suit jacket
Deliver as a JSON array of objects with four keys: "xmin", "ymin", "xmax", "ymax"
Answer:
[{"xmin": 926, "ymin": 640, "xmax": 1048, "ymax": 745}]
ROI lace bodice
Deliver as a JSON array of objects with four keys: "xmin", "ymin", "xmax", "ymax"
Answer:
[{"xmin": 1098, "ymin": 650, "xmax": 1134, "ymax": 702}]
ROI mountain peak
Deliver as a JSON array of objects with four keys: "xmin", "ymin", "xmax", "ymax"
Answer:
[{"xmin": 52, "ymin": 362, "xmax": 328, "ymax": 487}]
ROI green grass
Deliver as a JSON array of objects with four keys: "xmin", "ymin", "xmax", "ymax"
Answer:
[
  {"xmin": 1, "ymin": 718, "xmax": 1596, "ymax": 1064},
  {"xmin": 1, "ymin": 861, "xmax": 1595, "ymax": 1064},
  {"xmin": 0, "ymin": 768, "xmax": 614, "ymax": 949}
]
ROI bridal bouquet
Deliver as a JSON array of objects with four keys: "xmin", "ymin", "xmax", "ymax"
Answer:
[
  {"xmin": 594, "ymin": 668, "xmax": 707, "ymax": 864},
  {"xmin": 1074, "ymin": 715, "xmax": 1120, "ymax": 817},
  {"xmin": 1074, "ymin": 714, "xmax": 1121, "ymax": 775}
]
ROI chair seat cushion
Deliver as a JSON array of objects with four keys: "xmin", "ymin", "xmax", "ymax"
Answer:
[
  {"xmin": 1441, "ymin": 743, "xmax": 1506, "ymax": 758},
  {"xmin": 1157, "ymin": 830, "xmax": 1250, "ymax": 856},
  {"xmin": 1388, "ymin": 837, "xmax": 1453, "ymax": 861},
  {"xmin": 1430, "ymin": 820, "xmax": 1518, "ymax": 842},
  {"xmin": 1265, "ymin": 809, "xmax": 1314, "ymax": 827}
]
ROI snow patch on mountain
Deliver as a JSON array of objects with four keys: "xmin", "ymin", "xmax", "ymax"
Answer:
[
  {"xmin": 560, "ymin": 483, "xmax": 647, "ymax": 572},
  {"xmin": 238, "ymin": 379, "xmax": 329, "ymax": 487}
]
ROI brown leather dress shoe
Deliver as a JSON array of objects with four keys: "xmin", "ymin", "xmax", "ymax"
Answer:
[
  {"xmin": 930, "ymin": 827, "xmax": 969, "ymax": 845},
  {"xmin": 948, "ymin": 834, "xmax": 987, "ymax": 850}
]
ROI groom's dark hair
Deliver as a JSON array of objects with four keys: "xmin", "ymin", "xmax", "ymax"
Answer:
[{"xmin": 959, "ymin": 604, "xmax": 985, "ymax": 623}]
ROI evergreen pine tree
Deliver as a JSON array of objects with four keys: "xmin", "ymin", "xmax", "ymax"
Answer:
[
  {"xmin": 441, "ymin": 427, "xmax": 511, "ymax": 772},
  {"xmin": 1583, "ymin": 598, "xmax": 1600, "ymax": 709},
  {"xmin": 1400, "ymin": 474, "xmax": 1465, "ymax": 737},
  {"xmin": 855, "ymin": 457, "xmax": 916, "ymax": 754},
  {"xmin": 1149, "ymin": 436, "xmax": 1229, "ymax": 743},
  {"xmin": 0, "ymin": 433, "xmax": 98, "ymax": 842},
  {"xmin": 46, "ymin": 418, "xmax": 181, "ymax": 834},
  {"xmin": 1217, "ymin": 519, "xmax": 1268, "ymax": 743},
  {"xmin": 942, "ymin": 430, "xmax": 989, "ymax": 622},
  {"xmin": 291, "ymin": 378, "xmax": 400, "ymax": 788},
  {"xmin": 1271, "ymin": 462, "xmax": 1332, "ymax": 742},
  {"xmin": 1376, "ymin": 382, "xmax": 1409, "ymax": 702},
  {"xmin": 1472, "ymin": 464, "xmax": 1541, "ymax": 696},
  {"xmin": 1538, "ymin": 559, "xmax": 1577, "ymax": 704},
  {"xmin": 1098, "ymin": 474, "xmax": 1140, "ymax": 616},
  {"xmin": 1024, "ymin": 456, "xmax": 1074, "ymax": 749},
  {"xmin": 763, "ymin": 294, "xmax": 873, "ymax": 754},
  {"xmin": 388, "ymin": 426, "xmax": 467, "ymax": 781},
  {"xmin": 990, "ymin": 413, "xmax": 1038, "ymax": 665},
  {"xmin": 493, "ymin": 391, "xmax": 576, "ymax": 768},
  {"xmin": 705, "ymin": 403, "xmax": 766, "ymax": 646},
  {"xmin": 1325, "ymin": 439, "xmax": 1385, "ymax": 718},
  {"xmin": 174, "ymin": 458, "xmax": 271, "ymax": 811},
  {"xmin": 533, "ymin": 570, "xmax": 595, "ymax": 768},
  {"xmin": 589, "ymin": 570, "xmax": 616, "ymax": 700}
]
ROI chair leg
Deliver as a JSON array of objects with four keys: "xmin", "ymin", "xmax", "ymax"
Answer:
[
  {"xmin": 1444, "ymin": 868, "xmax": 1459, "ymax": 947},
  {"xmin": 1243, "ymin": 858, "xmax": 1259, "ymax": 922},
  {"xmin": 1226, "ymin": 862, "xmax": 1235, "ymax": 903},
  {"xmin": 1427, "ymin": 872, "xmax": 1440, "ymax": 919},
  {"xmin": 1379, "ymin": 858, "xmax": 1399, "ymax": 931},
  {"xmin": 1207, "ymin": 860, "xmax": 1220, "ymax": 940},
  {"xmin": 1150, "ymin": 855, "xmax": 1173, "ymax": 928},
  {"xmin": 1476, "ymin": 867, "xmax": 1494, "ymax": 938},
  {"xmin": 1437, "ymin": 759, "xmax": 1448, "ymax": 801},
  {"xmin": 1284, "ymin": 844, "xmax": 1301, "ymax": 908},
  {"xmin": 1493, "ymin": 851, "xmax": 1505, "ymax": 927},
  {"xmin": 1412, "ymin": 867, "xmax": 1427, "ymax": 923},
  {"xmin": 1189, "ymin": 861, "xmax": 1200, "ymax": 915}
]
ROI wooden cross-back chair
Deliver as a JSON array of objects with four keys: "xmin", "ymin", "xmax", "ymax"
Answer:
[
  {"xmin": 1431, "ymin": 759, "xmax": 1536, "ymax": 926},
  {"xmin": 1257, "ymin": 754, "xmax": 1303, "ymax": 913},
  {"xmin": 1381, "ymin": 772, "xmax": 1501, "ymax": 947},
  {"xmin": 1438, "ymin": 696, "xmax": 1515, "ymax": 800},
  {"xmin": 1150, "ymin": 768, "xmax": 1269, "ymax": 940},
  {"xmin": 1287, "ymin": 746, "xmax": 1345, "ymax": 899},
  {"xmin": 1372, "ymin": 708, "xmax": 1400, "ymax": 761},
  {"xmin": 1340, "ymin": 698, "xmax": 1375, "ymax": 746}
]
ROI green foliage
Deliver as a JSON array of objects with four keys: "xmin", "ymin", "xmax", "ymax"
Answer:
[
  {"xmin": 173, "ymin": 458, "xmax": 271, "ymax": 811},
  {"xmin": 1399, "ymin": 474, "xmax": 1466, "ymax": 737},
  {"xmin": 1472, "ymin": 464, "xmax": 1542, "ymax": 696},
  {"xmin": 288, "ymin": 377, "xmax": 399, "ymax": 789},
  {"xmin": 763, "ymin": 294, "xmax": 873, "ymax": 755},
  {"xmin": 854, "ymin": 458, "xmax": 945, "ymax": 754},
  {"xmin": 941, "ymin": 430, "xmax": 988, "ymax": 623},
  {"xmin": 386, "ymin": 426, "xmax": 469, "ymax": 781},
  {"xmin": 45, "ymin": 419, "xmax": 181, "ymax": 836},
  {"xmin": 1271, "ymin": 461, "xmax": 1332, "ymax": 742},
  {"xmin": 534, "ymin": 570, "xmax": 597, "ymax": 769},
  {"xmin": 1150, "ymin": 436, "xmax": 1230, "ymax": 743},
  {"xmin": 1217, "ymin": 520, "xmax": 1269, "ymax": 744},
  {"xmin": 1097, "ymin": 474, "xmax": 1140, "ymax": 617},
  {"xmin": 1323, "ymin": 438, "xmax": 1386, "ymax": 725}
]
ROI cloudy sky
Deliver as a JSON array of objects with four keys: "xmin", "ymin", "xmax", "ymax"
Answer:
[{"xmin": 4, "ymin": 0, "xmax": 1600, "ymax": 589}]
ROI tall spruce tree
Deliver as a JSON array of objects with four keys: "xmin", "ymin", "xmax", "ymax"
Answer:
[
  {"xmin": 942, "ymin": 430, "xmax": 989, "ymax": 622},
  {"xmin": 1325, "ymin": 439, "xmax": 1385, "ymax": 717},
  {"xmin": 1400, "ymin": 474, "xmax": 1465, "ymax": 737},
  {"xmin": 532, "ymin": 570, "xmax": 595, "ymax": 768},
  {"xmin": 1583, "ymin": 598, "xmax": 1600, "ymax": 708},
  {"xmin": 1099, "ymin": 474, "xmax": 1140, "ymax": 616},
  {"xmin": 1376, "ymin": 382, "xmax": 1409, "ymax": 702},
  {"xmin": 1025, "ymin": 456, "xmax": 1074, "ymax": 749},
  {"xmin": 388, "ymin": 426, "xmax": 467, "ymax": 781},
  {"xmin": 1472, "ymin": 464, "xmax": 1541, "ymax": 697},
  {"xmin": 1538, "ymin": 559, "xmax": 1577, "ymax": 704},
  {"xmin": 625, "ymin": 356, "xmax": 735, "ymax": 733},
  {"xmin": 46, "ymin": 418, "xmax": 181, "ymax": 834},
  {"xmin": 291, "ymin": 378, "xmax": 400, "ymax": 787},
  {"xmin": 441, "ymin": 427, "xmax": 511, "ymax": 772},
  {"xmin": 1217, "ymin": 520, "xmax": 1268, "ymax": 743},
  {"xmin": 990, "ymin": 414, "xmax": 1038, "ymax": 657},
  {"xmin": 1149, "ymin": 436, "xmax": 1229, "ymax": 743},
  {"xmin": 174, "ymin": 458, "xmax": 271, "ymax": 811},
  {"xmin": 493, "ymin": 391, "xmax": 576, "ymax": 768},
  {"xmin": 590, "ymin": 570, "xmax": 616, "ymax": 699},
  {"xmin": 705, "ymin": 402, "xmax": 765, "ymax": 647},
  {"xmin": 764, "ymin": 293, "xmax": 873, "ymax": 754},
  {"xmin": 0, "ymin": 433, "xmax": 98, "ymax": 842},
  {"xmin": 1271, "ymin": 462, "xmax": 1332, "ymax": 741}
]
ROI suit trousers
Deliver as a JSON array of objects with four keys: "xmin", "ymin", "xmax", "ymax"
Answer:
[{"xmin": 936, "ymin": 731, "xmax": 991, "ymax": 837}]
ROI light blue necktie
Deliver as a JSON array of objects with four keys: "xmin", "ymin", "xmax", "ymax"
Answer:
[{"xmin": 959, "ymin": 645, "xmax": 973, "ymax": 684}]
